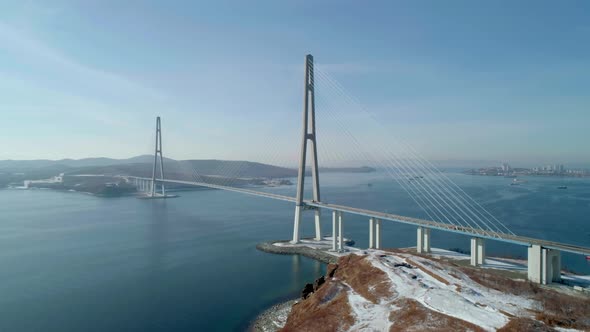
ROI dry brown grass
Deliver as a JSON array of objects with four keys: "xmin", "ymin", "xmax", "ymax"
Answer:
[
  {"xmin": 461, "ymin": 266, "xmax": 590, "ymax": 330},
  {"xmin": 389, "ymin": 298, "xmax": 485, "ymax": 332},
  {"xmin": 282, "ymin": 255, "xmax": 392, "ymax": 332},
  {"xmin": 281, "ymin": 280, "xmax": 354, "ymax": 332},
  {"xmin": 497, "ymin": 317, "xmax": 557, "ymax": 331},
  {"xmin": 535, "ymin": 291, "xmax": 590, "ymax": 330},
  {"xmin": 334, "ymin": 254, "xmax": 393, "ymax": 303},
  {"xmin": 459, "ymin": 266, "xmax": 540, "ymax": 296}
]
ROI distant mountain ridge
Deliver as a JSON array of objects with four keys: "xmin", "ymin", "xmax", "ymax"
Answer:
[
  {"xmin": 0, "ymin": 156, "xmax": 377, "ymax": 185},
  {"xmin": 0, "ymin": 155, "xmax": 174, "ymax": 170},
  {"xmin": 66, "ymin": 159, "xmax": 298, "ymax": 179}
]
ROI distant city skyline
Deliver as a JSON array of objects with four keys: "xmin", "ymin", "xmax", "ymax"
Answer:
[{"xmin": 1, "ymin": 1, "xmax": 589, "ymax": 165}]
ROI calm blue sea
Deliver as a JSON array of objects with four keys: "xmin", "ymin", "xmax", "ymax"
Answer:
[{"xmin": 0, "ymin": 171, "xmax": 589, "ymax": 331}]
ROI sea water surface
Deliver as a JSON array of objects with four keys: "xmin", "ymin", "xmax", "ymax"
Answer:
[{"xmin": 0, "ymin": 171, "xmax": 589, "ymax": 331}]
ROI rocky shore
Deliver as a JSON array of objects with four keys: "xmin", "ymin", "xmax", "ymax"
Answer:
[
  {"xmin": 249, "ymin": 300, "xmax": 297, "ymax": 332},
  {"xmin": 252, "ymin": 238, "xmax": 354, "ymax": 331}
]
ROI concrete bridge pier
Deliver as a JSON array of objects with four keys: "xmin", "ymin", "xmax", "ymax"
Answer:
[
  {"xmin": 330, "ymin": 211, "xmax": 345, "ymax": 252},
  {"xmin": 470, "ymin": 238, "xmax": 485, "ymax": 266},
  {"xmin": 528, "ymin": 244, "xmax": 561, "ymax": 284},
  {"xmin": 368, "ymin": 218, "xmax": 382, "ymax": 249},
  {"xmin": 417, "ymin": 227, "xmax": 431, "ymax": 253},
  {"xmin": 375, "ymin": 219, "xmax": 381, "ymax": 249},
  {"xmin": 369, "ymin": 217, "xmax": 375, "ymax": 249},
  {"xmin": 338, "ymin": 211, "xmax": 344, "ymax": 252},
  {"xmin": 314, "ymin": 210, "xmax": 322, "ymax": 241},
  {"xmin": 331, "ymin": 211, "xmax": 337, "ymax": 251},
  {"xmin": 291, "ymin": 206, "xmax": 302, "ymax": 244}
]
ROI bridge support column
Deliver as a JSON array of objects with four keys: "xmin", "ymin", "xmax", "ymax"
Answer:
[
  {"xmin": 417, "ymin": 227, "xmax": 431, "ymax": 253},
  {"xmin": 369, "ymin": 218, "xmax": 375, "ymax": 249},
  {"xmin": 332, "ymin": 211, "xmax": 337, "ymax": 251},
  {"xmin": 470, "ymin": 238, "xmax": 485, "ymax": 266},
  {"xmin": 528, "ymin": 245, "xmax": 561, "ymax": 284},
  {"xmin": 375, "ymin": 219, "xmax": 381, "ymax": 249},
  {"xmin": 338, "ymin": 212, "xmax": 344, "ymax": 252},
  {"xmin": 314, "ymin": 210, "xmax": 322, "ymax": 241},
  {"xmin": 292, "ymin": 205, "xmax": 302, "ymax": 244}
]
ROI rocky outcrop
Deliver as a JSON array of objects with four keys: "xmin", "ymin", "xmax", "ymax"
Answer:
[
  {"xmin": 313, "ymin": 276, "xmax": 325, "ymax": 291},
  {"xmin": 282, "ymin": 279, "xmax": 355, "ymax": 332},
  {"xmin": 301, "ymin": 283, "xmax": 314, "ymax": 300},
  {"xmin": 281, "ymin": 254, "xmax": 393, "ymax": 331},
  {"xmin": 279, "ymin": 251, "xmax": 584, "ymax": 331}
]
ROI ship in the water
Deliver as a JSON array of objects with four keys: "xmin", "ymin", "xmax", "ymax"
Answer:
[{"xmin": 510, "ymin": 178, "xmax": 527, "ymax": 186}]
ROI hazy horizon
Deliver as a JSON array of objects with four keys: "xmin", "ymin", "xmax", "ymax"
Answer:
[{"xmin": 2, "ymin": 153, "xmax": 589, "ymax": 170}]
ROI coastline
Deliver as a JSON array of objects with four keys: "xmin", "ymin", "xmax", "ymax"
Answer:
[
  {"xmin": 249, "ymin": 299, "xmax": 297, "ymax": 332},
  {"xmin": 251, "ymin": 239, "xmax": 346, "ymax": 331}
]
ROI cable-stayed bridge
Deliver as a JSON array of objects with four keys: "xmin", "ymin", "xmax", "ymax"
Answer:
[{"xmin": 126, "ymin": 55, "xmax": 589, "ymax": 285}]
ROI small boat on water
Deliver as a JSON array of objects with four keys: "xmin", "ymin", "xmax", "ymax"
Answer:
[
  {"xmin": 586, "ymin": 256, "xmax": 590, "ymax": 261},
  {"xmin": 557, "ymin": 186, "xmax": 568, "ymax": 189},
  {"xmin": 510, "ymin": 178, "xmax": 527, "ymax": 186}
]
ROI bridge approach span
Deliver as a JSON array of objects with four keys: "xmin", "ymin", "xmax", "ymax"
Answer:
[{"xmin": 128, "ymin": 176, "xmax": 590, "ymax": 257}]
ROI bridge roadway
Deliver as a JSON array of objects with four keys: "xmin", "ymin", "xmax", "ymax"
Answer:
[{"xmin": 128, "ymin": 176, "xmax": 590, "ymax": 256}]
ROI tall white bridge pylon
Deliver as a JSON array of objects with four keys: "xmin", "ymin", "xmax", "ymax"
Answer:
[{"xmin": 292, "ymin": 54, "xmax": 322, "ymax": 244}]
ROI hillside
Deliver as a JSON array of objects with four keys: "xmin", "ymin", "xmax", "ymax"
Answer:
[
  {"xmin": 0, "ymin": 157, "xmax": 297, "ymax": 188},
  {"xmin": 278, "ymin": 250, "xmax": 590, "ymax": 332}
]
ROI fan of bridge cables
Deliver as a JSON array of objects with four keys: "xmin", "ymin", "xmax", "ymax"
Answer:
[
  {"xmin": 311, "ymin": 64, "xmax": 514, "ymax": 238},
  {"xmin": 168, "ymin": 63, "xmax": 514, "ymax": 239}
]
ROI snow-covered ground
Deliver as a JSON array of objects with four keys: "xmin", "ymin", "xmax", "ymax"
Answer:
[
  {"xmin": 363, "ymin": 250, "xmax": 535, "ymax": 330},
  {"xmin": 274, "ymin": 239, "xmax": 590, "ymax": 331}
]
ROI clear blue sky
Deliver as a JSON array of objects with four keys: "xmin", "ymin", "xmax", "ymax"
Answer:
[{"xmin": 1, "ymin": 1, "xmax": 589, "ymax": 166}]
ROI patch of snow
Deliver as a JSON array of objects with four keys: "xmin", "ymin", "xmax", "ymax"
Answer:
[
  {"xmin": 362, "ymin": 250, "xmax": 537, "ymax": 331},
  {"xmin": 344, "ymin": 282, "xmax": 395, "ymax": 332}
]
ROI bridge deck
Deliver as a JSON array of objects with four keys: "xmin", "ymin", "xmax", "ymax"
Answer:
[{"xmin": 129, "ymin": 177, "xmax": 590, "ymax": 256}]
